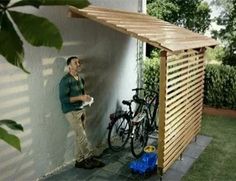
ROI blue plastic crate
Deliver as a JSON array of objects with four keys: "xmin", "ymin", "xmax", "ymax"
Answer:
[{"xmin": 129, "ymin": 152, "xmax": 157, "ymax": 174}]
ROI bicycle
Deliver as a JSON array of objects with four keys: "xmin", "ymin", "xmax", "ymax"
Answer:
[
  {"xmin": 107, "ymin": 88, "xmax": 159, "ymax": 158},
  {"xmin": 107, "ymin": 90, "xmax": 144, "ymax": 152},
  {"xmin": 130, "ymin": 88, "xmax": 159, "ymax": 158}
]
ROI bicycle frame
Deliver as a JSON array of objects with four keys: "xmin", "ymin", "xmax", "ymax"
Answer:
[
  {"xmin": 107, "ymin": 99, "xmax": 143, "ymax": 129},
  {"xmin": 146, "ymin": 94, "xmax": 159, "ymax": 128}
]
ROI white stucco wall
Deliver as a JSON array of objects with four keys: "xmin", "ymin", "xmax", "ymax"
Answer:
[{"xmin": 0, "ymin": 0, "xmax": 143, "ymax": 180}]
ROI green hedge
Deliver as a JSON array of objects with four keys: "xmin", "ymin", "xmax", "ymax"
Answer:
[
  {"xmin": 143, "ymin": 59, "xmax": 236, "ymax": 110},
  {"xmin": 143, "ymin": 57, "xmax": 160, "ymax": 95},
  {"xmin": 204, "ymin": 64, "xmax": 236, "ymax": 109}
]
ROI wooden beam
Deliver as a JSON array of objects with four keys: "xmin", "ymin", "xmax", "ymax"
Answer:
[
  {"xmin": 67, "ymin": 9, "xmax": 86, "ymax": 19},
  {"xmin": 158, "ymin": 50, "xmax": 168, "ymax": 172}
]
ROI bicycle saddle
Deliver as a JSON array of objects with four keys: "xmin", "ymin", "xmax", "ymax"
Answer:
[{"xmin": 122, "ymin": 100, "xmax": 131, "ymax": 106}]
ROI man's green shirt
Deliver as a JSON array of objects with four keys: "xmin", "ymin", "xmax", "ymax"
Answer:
[{"xmin": 59, "ymin": 73, "xmax": 85, "ymax": 113}]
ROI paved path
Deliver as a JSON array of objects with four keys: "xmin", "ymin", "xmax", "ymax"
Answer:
[{"xmin": 42, "ymin": 135, "xmax": 212, "ymax": 181}]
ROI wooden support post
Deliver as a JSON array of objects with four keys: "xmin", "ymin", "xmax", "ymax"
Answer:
[
  {"xmin": 158, "ymin": 50, "xmax": 167, "ymax": 173},
  {"xmin": 180, "ymin": 153, "xmax": 183, "ymax": 160},
  {"xmin": 196, "ymin": 47, "xmax": 207, "ymax": 139},
  {"xmin": 159, "ymin": 167, "xmax": 163, "ymax": 181}
]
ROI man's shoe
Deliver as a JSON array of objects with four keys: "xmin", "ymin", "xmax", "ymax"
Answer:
[
  {"xmin": 88, "ymin": 157, "xmax": 105, "ymax": 168},
  {"xmin": 75, "ymin": 159, "xmax": 95, "ymax": 169}
]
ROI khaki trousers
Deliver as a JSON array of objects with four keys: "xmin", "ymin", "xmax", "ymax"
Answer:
[{"xmin": 65, "ymin": 109, "xmax": 93, "ymax": 162}]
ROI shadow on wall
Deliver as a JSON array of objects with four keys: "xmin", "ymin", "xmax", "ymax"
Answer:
[
  {"xmin": 0, "ymin": 5, "xmax": 138, "ymax": 179},
  {"xmin": 0, "ymin": 57, "xmax": 71, "ymax": 180},
  {"xmin": 0, "ymin": 61, "xmax": 36, "ymax": 181},
  {"xmin": 83, "ymin": 32, "xmax": 133, "ymax": 148},
  {"xmin": 36, "ymin": 5, "xmax": 138, "ymax": 155},
  {"xmin": 36, "ymin": 57, "xmax": 70, "ymax": 171}
]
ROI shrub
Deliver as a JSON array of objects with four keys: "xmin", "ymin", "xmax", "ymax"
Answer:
[
  {"xmin": 143, "ymin": 56, "xmax": 160, "ymax": 95},
  {"xmin": 143, "ymin": 58, "xmax": 236, "ymax": 110},
  {"xmin": 222, "ymin": 52, "xmax": 236, "ymax": 67},
  {"xmin": 204, "ymin": 64, "xmax": 236, "ymax": 109},
  {"xmin": 205, "ymin": 46, "xmax": 225, "ymax": 63}
]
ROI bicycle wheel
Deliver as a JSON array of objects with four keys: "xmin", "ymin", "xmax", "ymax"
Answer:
[
  {"xmin": 108, "ymin": 116, "xmax": 131, "ymax": 151},
  {"xmin": 130, "ymin": 112, "xmax": 149, "ymax": 158}
]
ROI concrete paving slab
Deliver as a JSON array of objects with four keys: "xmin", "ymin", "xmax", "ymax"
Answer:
[
  {"xmin": 171, "ymin": 156, "xmax": 195, "ymax": 174},
  {"xmin": 195, "ymin": 135, "xmax": 212, "ymax": 147},
  {"xmin": 162, "ymin": 168, "xmax": 184, "ymax": 181},
  {"xmin": 183, "ymin": 143, "xmax": 205, "ymax": 159}
]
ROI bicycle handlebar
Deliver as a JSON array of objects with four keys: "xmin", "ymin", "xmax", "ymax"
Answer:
[
  {"xmin": 122, "ymin": 100, "xmax": 132, "ymax": 106},
  {"xmin": 132, "ymin": 87, "xmax": 158, "ymax": 95}
]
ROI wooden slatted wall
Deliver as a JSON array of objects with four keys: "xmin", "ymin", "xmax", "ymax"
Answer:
[{"xmin": 158, "ymin": 49, "xmax": 205, "ymax": 173}]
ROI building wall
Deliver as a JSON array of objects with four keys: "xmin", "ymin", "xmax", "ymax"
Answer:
[{"xmin": 0, "ymin": 0, "xmax": 143, "ymax": 180}]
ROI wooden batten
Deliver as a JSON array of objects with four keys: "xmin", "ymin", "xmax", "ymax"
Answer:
[
  {"xmin": 167, "ymin": 67, "xmax": 204, "ymax": 87},
  {"xmin": 165, "ymin": 97, "xmax": 203, "ymax": 134},
  {"xmin": 68, "ymin": 10, "xmax": 86, "ymax": 18},
  {"xmin": 166, "ymin": 88, "xmax": 203, "ymax": 114},
  {"xmin": 167, "ymin": 73, "xmax": 204, "ymax": 94},
  {"xmin": 166, "ymin": 76, "xmax": 203, "ymax": 99},
  {"xmin": 166, "ymin": 82, "xmax": 203, "ymax": 106},
  {"xmin": 166, "ymin": 91, "xmax": 203, "ymax": 120}
]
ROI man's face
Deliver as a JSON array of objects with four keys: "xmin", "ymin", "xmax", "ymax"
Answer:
[{"xmin": 69, "ymin": 58, "xmax": 81, "ymax": 72}]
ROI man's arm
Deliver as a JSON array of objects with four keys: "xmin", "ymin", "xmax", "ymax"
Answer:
[
  {"xmin": 69, "ymin": 95, "xmax": 91, "ymax": 103},
  {"xmin": 70, "ymin": 77, "xmax": 90, "ymax": 103},
  {"xmin": 59, "ymin": 78, "xmax": 70, "ymax": 104},
  {"xmin": 59, "ymin": 78, "xmax": 91, "ymax": 104}
]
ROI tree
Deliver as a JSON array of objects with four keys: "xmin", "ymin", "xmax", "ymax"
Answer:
[
  {"xmin": 147, "ymin": 0, "xmax": 211, "ymax": 33},
  {"xmin": 146, "ymin": 0, "xmax": 211, "ymax": 57},
  {"xmin": 211, "ymin": 0, "xmax": 236, "ymax": 66},
  {"xmin": 0, "ymin": 0, "xmax": 89, "ymax": 151}
]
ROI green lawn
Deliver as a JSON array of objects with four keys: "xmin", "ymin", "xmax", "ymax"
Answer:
[{"xmin": 182, "ymin": 114, "xmax": 236, "ymax": 181}]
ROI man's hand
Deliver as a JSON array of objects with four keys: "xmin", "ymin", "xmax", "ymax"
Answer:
[{"xmin": 80, "ymin": 95, "xmax": 91, "ymax": 102}]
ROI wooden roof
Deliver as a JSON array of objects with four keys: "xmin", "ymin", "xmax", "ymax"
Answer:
[{"xmin": 69, "ymin": 5, "xmax": 218, "ymax": 52}]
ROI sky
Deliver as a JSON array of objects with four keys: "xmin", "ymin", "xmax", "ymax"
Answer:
[{"xmin": 204, "ymin": 0, "xmax": 224, "ymax": 37}]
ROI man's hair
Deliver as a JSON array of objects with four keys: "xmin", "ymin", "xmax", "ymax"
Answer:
[{"xmin": 67, "ymin": 56, "xmax": 78, "ymax": 65}]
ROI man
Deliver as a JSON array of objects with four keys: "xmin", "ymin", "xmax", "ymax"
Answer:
[{"xmin": 59, "ymin": 56, "xmax": 105, "ymax": 169}]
